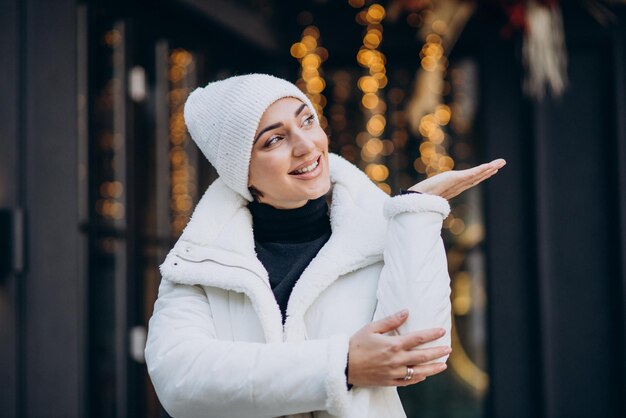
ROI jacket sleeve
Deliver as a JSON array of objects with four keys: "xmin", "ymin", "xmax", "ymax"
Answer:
[
  {"xmin": 144, "ymin": 279, "xmax": 351, "ymax": 418},
  {"xmin": 374, "ymin": 193, "xmax": 452, "ymax": 361}
]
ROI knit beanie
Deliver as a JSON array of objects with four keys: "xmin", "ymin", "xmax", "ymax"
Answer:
[{"xmin": 184, "ymin": 73, "xmax": 319, "ymax": 201}]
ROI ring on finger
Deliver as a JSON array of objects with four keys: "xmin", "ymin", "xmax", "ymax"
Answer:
[{"xmin": 403, "ymin": 366, "xmax": 414, "ymax": 381}]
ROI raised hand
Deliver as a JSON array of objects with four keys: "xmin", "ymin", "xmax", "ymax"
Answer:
[
  {"xmin": 348, "ymin": 310, "xmax": 450, "ymax": 387},
  {"xmin": 409, "ymin": 158, "xmax": 506, "ymax": 200}
]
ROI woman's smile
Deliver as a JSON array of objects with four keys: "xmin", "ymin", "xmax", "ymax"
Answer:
[{"xmin": 289, "ymin": 155, "xmax": 322, "ymax": 178}]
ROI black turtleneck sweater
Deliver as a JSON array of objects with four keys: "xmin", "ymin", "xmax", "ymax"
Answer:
[{"xmin": 248, "ymin": 196, "xmax": 332, "ymax": 321}]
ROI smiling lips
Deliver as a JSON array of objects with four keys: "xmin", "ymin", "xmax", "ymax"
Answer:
[{"xmin": 289, "ymin": 155, "xmax": 322, "ymax": 178}]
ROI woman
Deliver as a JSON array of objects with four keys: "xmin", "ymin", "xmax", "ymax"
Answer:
[{"xmin": 145, "ymin": 74, "xmax": 505, "ymax": 418}]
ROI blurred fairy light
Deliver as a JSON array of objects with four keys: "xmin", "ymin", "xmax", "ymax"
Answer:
[
  {"xmin": 291, "ymin": 25, "xmax": 329, "ymax": 129},
  {"xmin": 168, "ymin": 48, "xmax": 197, "ymax": 236},
  {"xmin": 103, "ymin": 29, "xmax": 121, "ymax": 47},
  {"xmin": 95, "ymin": 28, "xmax": 124, "ymax": 222},
  {"xmin": 452, "ymin": 271, "xmax": 472, "ymax": 315},
  {"xmin": 400, "ymin": 1, "xmax": 475, "ymax": 180},
  {"xmin": 96, "ymin": 182, "xmax": 125, "ymax": 220},
  {"xmin": 353, "ymin": 2, "xmax": 391, "ymax": 195},
  {"xmin": 348, "ymin": 0, "xmax": 365, "ymax": 8},
  {"xmin": 414, "ymin": 28, "xmax": 455, "ymax": 177}
]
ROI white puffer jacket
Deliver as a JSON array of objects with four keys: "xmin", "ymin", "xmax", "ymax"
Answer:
[{"xmin": 145, "ymin": 153, "xmax": 451, "ymax": 418}]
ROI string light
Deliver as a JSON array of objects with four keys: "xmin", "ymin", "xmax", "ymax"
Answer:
[
  {"xmin": 95, "ymin": 29, "xmax": 124, "ymax": 221},
  {"xmin": 168, "ymin": 48, "xmax": 197, "ymax": 236},
  {"xmin": 414, "ymin": 22, "xmax": 455, "ymax": 177},
  {"xmin": 353, "ymin": 1, "xmax": 390, "ymax": 194},
  {"xmin": 291, "ymin": 25, "xmax": 329, "ymax": 129},
  {"xmin": 452, "ymin": 271, "xmax": 472, "ymax": 315}
]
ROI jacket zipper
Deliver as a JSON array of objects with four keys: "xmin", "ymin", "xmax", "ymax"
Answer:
[{"xmin": 175, "ymin": 252, "xmax": 272, "ymax": 290}]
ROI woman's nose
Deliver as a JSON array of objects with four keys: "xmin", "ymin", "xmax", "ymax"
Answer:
[{"xmin": 292, "ymin": 131, "xmax": 316, "ymax": 156}]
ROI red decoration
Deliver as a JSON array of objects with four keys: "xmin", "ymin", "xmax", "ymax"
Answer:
[{"xmin": 499, "ymin": 0, "xmax": 558, "ymax": 38}]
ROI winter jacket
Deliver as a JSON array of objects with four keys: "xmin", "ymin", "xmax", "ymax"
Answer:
[{"xmin": 145, "ymin": 153, "xmax": 452, "ymax": 418}]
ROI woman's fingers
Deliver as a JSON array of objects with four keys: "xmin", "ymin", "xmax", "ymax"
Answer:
[
  {"xmin": 490, "ymin": 158, "xmax": 507, "ymax": 168},
  {"xmin": 398, "ymin": 328, "xmax": 445, "ymax": 350},
  {"xmin": 461, "ymin": 159, "xmax": 506, "ymax": 191},
  {"xmin": 459, "ymin": 160, "xmax": 497, "ymax": 180},
  {"xmin": 412, "ymin": 361, "xmax": 448, "ymax": 379},
  {"xmin": 409, "ymin": 158, "xmax": 505, "ymax": 199},
  {"xmin": 460, "ymin": 163, "xmax": 499, "ymax": 186},
  {"xmin": 443, "ymin": 170, "xmax": 496, "ymax": 199},
  {"xmin": 380, "ymin": 355, "xmax": 449, "ymax": 387},
  {"xmin": 366, "ymin": 310, "xmax": 409, "ymax": 334},
  {"xmin": 398, "ymin": 345, "xmax": 451, "ymax": 365},
  {"xmin": 441, "ymin": 165, "xmax": 501, "ymax": 199},
  {"xmin": 348, "ymin": 322, "xmax": 450, "ymax": 387},
  {"xmin": 443, "ymin": 159, "xmax": 506, "ymax": 197},
  {"xmin": 435, "ymin": 168, "xmax": 487, "ymax": 199},
  {"xmin": 349, "ymin": 314, "xmax": 452, "ymax": 387},
  {"xmin": 394, "ymin": 362, "xmax": 448, "ymax": 387}
]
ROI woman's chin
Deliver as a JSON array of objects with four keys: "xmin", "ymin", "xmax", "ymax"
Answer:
[
  {"xmin": 258, "ymin": 174, "xmax": 330, "ymax": 208},
  {"xmin": 304, "ymin": 177, "xmax": 331, "ymax": 199}
]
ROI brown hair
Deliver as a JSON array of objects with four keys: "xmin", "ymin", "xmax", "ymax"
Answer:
[{"xmin": 248, "ymin": 186, "xmax": 264, "ymax": 203}]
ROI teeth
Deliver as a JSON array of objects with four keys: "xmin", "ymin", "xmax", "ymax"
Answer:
[{"xmin": 293, "ymin": 159, "xmax": 319, "ymax": 174}]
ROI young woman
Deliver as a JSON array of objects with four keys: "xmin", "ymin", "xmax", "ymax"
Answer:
[{"xmin": 145, "ymin": 74, "xmax": 505, "ymax": 418}]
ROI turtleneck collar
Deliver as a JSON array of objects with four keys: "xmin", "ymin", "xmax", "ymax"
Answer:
[{"xmin": 248, "ymin": 195, "xmax": 331, "ymax": 243}]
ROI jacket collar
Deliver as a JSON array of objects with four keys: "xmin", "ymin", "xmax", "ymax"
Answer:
[{"xmin": 159, "ymin": 153, "xmax": 389, "ymax": 342}]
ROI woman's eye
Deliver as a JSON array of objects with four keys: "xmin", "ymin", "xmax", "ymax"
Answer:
[
  {"xmin": 303, "ymin": 114, "xmax": 315, "ymax": 126},
  {"xmin": 265, "ymin": 136, "xmax": 283, "ymax": 147}
]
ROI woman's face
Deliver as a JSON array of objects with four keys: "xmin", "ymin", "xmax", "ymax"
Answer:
[{"xmin": 249, "ymin": 97, "xmax": 330, "ymax": 209}]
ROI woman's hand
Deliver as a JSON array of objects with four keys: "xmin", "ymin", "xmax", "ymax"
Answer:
[
  {"xmin": 409, "ymin": 158, "xmax": 506, "ymax": 200},
  {"xmin": 348, "ymin": 310, "xmax": 450, "ymax": 387}
]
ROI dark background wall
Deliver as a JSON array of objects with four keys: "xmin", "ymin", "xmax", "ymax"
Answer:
[
  {"xmin": 1, "ymin": 0, "xmax": 86, "ymax": 417},
  {"xmin": 0, "ymin": 0, "xmax": 20, "ymax": 416},
  {"xmin": 483, "ymin": 4, "xmax": 626, "ymax": 417},
  {"xmin": 0, "ymin": 0, "xmax": 87, "ymax": 416}
]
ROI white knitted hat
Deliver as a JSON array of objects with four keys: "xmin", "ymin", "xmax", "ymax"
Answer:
[{"xmin": 184, "ymin": 73, "xmax": 318, "ymax": 201}]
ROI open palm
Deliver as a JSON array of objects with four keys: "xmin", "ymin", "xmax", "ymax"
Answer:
[{"xmin": 409, "ymin": 159, "xmax": 506, "ymax": 200}]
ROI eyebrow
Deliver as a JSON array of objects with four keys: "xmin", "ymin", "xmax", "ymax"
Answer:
[{"xmin": 254, "ymin": 103, "xmax": 308, "ymax": 144}]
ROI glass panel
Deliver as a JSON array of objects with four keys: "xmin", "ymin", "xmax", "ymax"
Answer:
[
  {"xmin": 142, "ymin": 43, "xmax": 201, "ymax": 418},
  {"xmin": 89, "ymin": 19, "xmax": 128, "ymax": 418}
]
